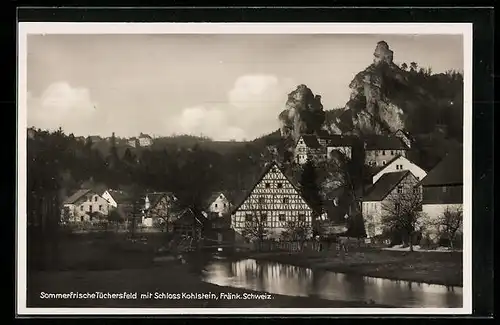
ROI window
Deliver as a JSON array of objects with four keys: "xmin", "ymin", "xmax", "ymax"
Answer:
[
  {"xmin": 298, "ymin": 214, "xmax": 306, "ymax": 222},
  {"xmin": 282, "ymin": 197, "xmax": 289, "ymax": 204},
  {"xmin": 80, "ymin": 206, "xmax": 84, "ymax": 211},
  {"xmin": 99, "ymin": 205, "xmax": 102, "ymax": 211},
  {"xmin": 258, "ymin": 197, "xmax": 265, "ymax": 204},
  {"xmin": 265, "ymin": 183, "xmax": 271, "ymax": 189},
  {"xmin": 382, "ymin": 150, "xmax": 386, "ymax": 155},
  {"xmin": 223, "ymin": 203, "xmax": 227, "ymax": 208},
  {"xmin": 391, "ymin": 150, "xmax": 394, "ymax": 155},
  {"xmin": 279, "ymin": 214, "xmax": 286, "ymax": 222},
  {"xmin": 215, "ymin": 203, "xmax": 218, "ymax": 208},
  {"xmin": 397, "ymin": 186, "xmax": 403, "ymax": 194},
  {"xmin": 277, "ymin": 183, "xmax": 283, "ymax": 189},
  {"xmin": 382, "ymin": 160, "xmax": 387, "ymax": 165},
  {"xmin": 413, "ymin": 188, "xmax": 419, "ymax": 194},
  {"xmin": 94, "ymin": 196, "xmax": 98, "ymax": 202},
  {"xmin": 261, "ymin": 213, "xmax": 268, "ymax": 221},
  {"xmin": 89, "ymin": 205, "xmax": 93, "ymax": 213}
]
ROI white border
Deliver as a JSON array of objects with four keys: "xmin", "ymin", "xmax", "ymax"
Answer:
[{"xmin": 17, "ymin": 22, "xmax": 473, "ymax": 316}]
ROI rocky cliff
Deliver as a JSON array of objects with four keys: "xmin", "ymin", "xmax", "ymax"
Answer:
[{"xmin": 324, "ymin": 41, "xmax": 463, "ymax": 140}]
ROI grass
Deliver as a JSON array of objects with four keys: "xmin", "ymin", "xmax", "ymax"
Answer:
[{"xmin": 244, "ymin": 247, "xmax": 463, "ymax": 287}]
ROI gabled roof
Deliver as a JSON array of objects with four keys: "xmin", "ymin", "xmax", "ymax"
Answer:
[
  {"xmin": 420, "ymin": 147, "xmax": 463, "ymax": 186},
  {"xmin": 106, "ymin": 189, "xmax": 132, "ymax": 204},
  {"xmin": 63, "ymin": 189, "xmax": 92, "ymax": 204},
  {"xmin": 363, "ymin": 171, "xmax": 411, "ymax": 201},
  {"xmin": 230, "ymin": 161, "xmax": 318, "ymax": 214},
  {"xmin": 298, "ymin": 134, "xmax": 322, "ymax": 149},
  {"xmin": 394, "ymin": 129, "xmax": 414, "ymax": 140},
  {"xmin": 364, "ymin": 135, "xmax": 408, "ymax": 150},
  {"xmin": 139, "ymin": 133, "xmax": 152, "ymax": 139},
  {"xmin": 204, "ymin": 192, "xmax": 231, "ymax": 208},
  {"xmin": 145, "ymin": 192, "xmax": 177, "ymax": 211},
  {"xmin": 174, "ymin": 208, "xmax": 205, "ymax": 226}
]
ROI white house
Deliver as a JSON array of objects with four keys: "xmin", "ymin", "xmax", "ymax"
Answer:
[
  {"xmin": 205, "ymin": 192, "xmax": 232, "ymax": 217},
  {"xmin": 127, "ymin": 138, "xmax": 137, "ymax": 147},
  {"xmin": 372, "ymin": 155, "xmax": 427, "ymax": 184},
  {"xmin": 231, "ymin": 161, "xmax": 316, "ymax": 240},
  {"xmin": 138, "ymin": 133, "xmax": 153, "ymax": 147},
  {"xmin": 364, "ymin": 135, "xmax": 409, "ymax": 167},
  {"xmin": 362, "ymin": 170, "xmax": 421, "ymax": 239},
  {"xmin": 294, "ymin": 134, "xmax": 324, "ymax": 165},
  {"xmin": 62, "ymin": 189, "xmax": 111, "ymax": 223}
]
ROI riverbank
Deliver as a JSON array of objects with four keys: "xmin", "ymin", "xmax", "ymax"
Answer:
[
  {"xmin": 240, "ymin": 248, "xmax": 463, "ymax": 287},
  {"xmin": 27, "ymin": 263, "xmax": 392, "ymax": 308}
]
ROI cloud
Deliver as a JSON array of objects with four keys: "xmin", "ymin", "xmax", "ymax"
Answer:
[
  {"xmin": 169, "ymin": 105, "xmax": 247, "ymax": 141},
  {"xmin": 168, "ymin": 74, "xmax": 295, "ymax": 141},
  {"xmin": 27, "ymin": 82, "xmax": 98, "ymax": 135}
]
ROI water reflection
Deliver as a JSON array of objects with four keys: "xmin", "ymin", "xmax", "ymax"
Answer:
[{"xmin": 201, "ymin": 259, "xmax": 462, "ymax": 308}]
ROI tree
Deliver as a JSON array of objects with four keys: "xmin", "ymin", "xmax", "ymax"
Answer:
[
  {"xmin": 149, "ymin": 195, "xmax": 181, "ymax": 233},
  {"xmin": 381, "ymin": 185, "xmax": 423, "ymax": 252},
  {"xmin": 108, "ymin": 209, "xmax": 123, "ymax": 230},
  {"xmin": 282, "ymin": 219, "xmax": 312, "ymax": 250},
  {"xmin": 410, "ymin": 61, "xmax": 418, "ymax": 72},
  {"xmin": 435, "ymin": 206, "xmax": 463, "ymax": 250},
  {"xmin": 299, "ymin": 161, "xmax": 323, "ymax": 236},
  {"xmin": 241, "ymin": 200, "xmax": 270, "ymax": 251},
  {"xmin": 400, "ymin": 62, "xmax": 408, "ymax": 71}
]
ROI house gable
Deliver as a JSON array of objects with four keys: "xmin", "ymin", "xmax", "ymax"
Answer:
[
  {"xmin": 372, "ymin": 156, "xmax": 427, "ymax": 184},
  {"xmin": 231, "ymin": 162, "xmax": 315, "ymax": 235}
]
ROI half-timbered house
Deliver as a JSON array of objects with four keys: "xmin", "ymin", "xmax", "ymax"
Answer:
[{"xmin": 231, "ymin": 161, "xmax": 316, "ymax": 240}]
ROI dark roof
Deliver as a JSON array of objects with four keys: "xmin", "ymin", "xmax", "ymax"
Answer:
[
  {"xmin": 139, "ymin": 133, "xmax": 152, "ymax": 139},
  {"xmin": 174, "ymin": 208, "xmax": 205, "ymax": 226},
  {"xmin": 420, "ymin": 147, "xmax": 463, "ymax": 186},
  {"xmin": 364, "ymin": 135, "xmax": 408, "ymax": 150},
  {"xmin": 145, "ymin": 192, "xmax": 176, "ymax": 210},
  {"xmin": 106, "ymin": 189, "xmax": 132, "ymax": 204},
  {"xmin": 230, "ymin": 161, "xmax": 318, "ymax": 214},
  {"xmin": 299, "ymin": 134, "xmax": 322, "ymax": 148},
  {"xmin": 322, "ymin": 134, "xmax": 357, "ymax": 146},
  {"xmin": 63, "ymin": 189, "xmax": 92, "ymax": 204},
  {"xmin": 363, "ymin": 171, "xmax": 411, "ymax": 201}
]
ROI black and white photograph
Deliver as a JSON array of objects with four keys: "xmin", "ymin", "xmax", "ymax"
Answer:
[{"xmin": 17, "ymin": 22, "xmax": 472, "ymax": 315}]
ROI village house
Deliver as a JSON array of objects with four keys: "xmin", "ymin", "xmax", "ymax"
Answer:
[
  {"xmin": 87, "ymin": 135, "xmax": 102, "ymax": 143},
  {"xmin": 294, "ymin": 134, "xmax": 324, "ymax": 164},
  {"xmin": 419, "ymin": 147, "xmax": 463, "ymax": 242},
  {"xmin": 362, "ymin": 170, "xmax": 421, "ymax": 240},
  {"xmin": 62, "ymin": 189, "xmax": 111, "ymax": 223},
  {"xmin": 171, "ymin": 207, "xmax": 205, "ymax": 240},
  {"xmin": 363, "ymin": 135, "xmax": 410, "ymax": 167},
  {"xmin": 372, "ymin": 155, "xmax": 427, "ymax": 184},
  {"xmin": 204, "ymin": 192, "xmax": 232, "ymax": 217},
  {"xmin": 127, "ymin": 137, "xmax": 138, "ymax": 148},
  {"xmin": 138, "ymin": 133, "xmax": 153, "ymax": 147},
  {"xmin": 101, "ymin": 189, "xmax": 132, "ymax": 219},
  {"xmin": 231, "ymin": 161, "xmax": 316, "ymax": 240},
  {"xmin": 142, "ymin": 192, "xmax": 178, "ymax": 229}
]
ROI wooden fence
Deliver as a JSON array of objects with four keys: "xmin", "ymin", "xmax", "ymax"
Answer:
[{"xmin": 252, "ymin": 237, "xmax": 367, "ymax": 252}]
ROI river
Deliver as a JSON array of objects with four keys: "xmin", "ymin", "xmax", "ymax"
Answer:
[{"xmin": 198, "ymin": 258, "xmax": 462, "ymax": 308}]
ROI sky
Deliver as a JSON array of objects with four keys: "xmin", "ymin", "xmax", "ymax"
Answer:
[{"xmin": 26, "ymin": 33, "xmax": 464, "ymax": 140}]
